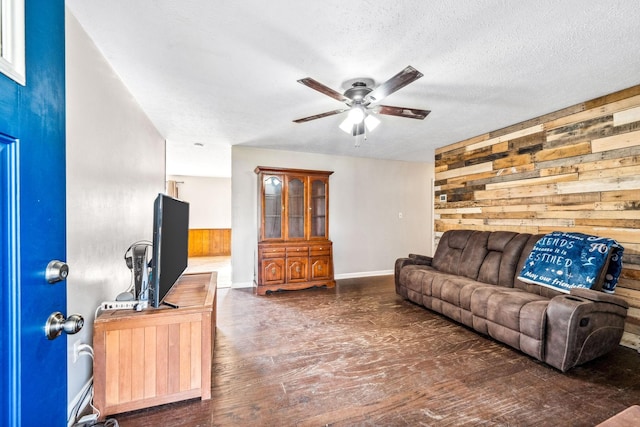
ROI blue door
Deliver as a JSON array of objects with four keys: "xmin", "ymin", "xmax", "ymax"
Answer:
[{"xmin": 0, "ymin": 1, "xmax": 68, "ymax": 426}]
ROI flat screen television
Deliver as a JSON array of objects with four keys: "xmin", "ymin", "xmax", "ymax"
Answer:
[{"xmin": 149, "ymin": 193, "xmax": 189, "ymax": 308}]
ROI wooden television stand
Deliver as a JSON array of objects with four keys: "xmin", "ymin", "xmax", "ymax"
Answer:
[{"xmin": 93, "ymin": 272, "xmax": 217, "ymax": 418}]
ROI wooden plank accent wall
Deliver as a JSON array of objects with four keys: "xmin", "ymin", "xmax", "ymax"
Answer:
[
  {"xmin": 188, "ymin": 228, "xmax": 231, "ymax": 257},
  {"xmin": 434, "ymin": 84, "xmax": 640, "ymax": 350}
]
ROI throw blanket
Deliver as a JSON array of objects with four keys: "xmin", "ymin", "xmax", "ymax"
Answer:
[{"xmin": 518, "ymin": 231, "xmax": 624, "ymax": 294}]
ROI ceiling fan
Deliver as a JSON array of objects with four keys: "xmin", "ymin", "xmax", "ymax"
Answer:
[{"xmin": 293, "ymin": 65, "xmax": 430, "ymax": 146}]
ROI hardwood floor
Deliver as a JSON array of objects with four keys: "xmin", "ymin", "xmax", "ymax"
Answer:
[{"xmin": 111, "ymin": 276, "xmax": 640, "ymax": 426}]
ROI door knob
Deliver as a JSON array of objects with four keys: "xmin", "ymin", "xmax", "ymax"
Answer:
[
  {"xmin": 45, "ymin": 260, "xmax": 69, "ymax": 283},
  {"xmin": 45, "ymin": 312, "xmax": 84, "ymax": 340}
]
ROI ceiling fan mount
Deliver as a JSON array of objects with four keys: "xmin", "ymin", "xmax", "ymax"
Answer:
[
  {"xmin": 293, "ymin": 66, "xmax": 431, "ymax": 132},
  {"xmin": 343, "ymin": 81, "xmax": 372, "ymax": 103},
  {"xmin": 341, "ymin": 77, "xmax": 375, "ymax": 91}
]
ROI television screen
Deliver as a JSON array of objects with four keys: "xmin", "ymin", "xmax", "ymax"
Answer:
[{"xmin": 150, "ymin": 194, "xmax": 189, "ymax": 308}]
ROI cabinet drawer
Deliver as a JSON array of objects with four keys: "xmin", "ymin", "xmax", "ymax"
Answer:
[
  {"xmin": 286, "ymin": 246, "xmax": 309, "ymax": 256},
  {"xmin": 310, "ymin": 245, "xmax": 331, "ymax": 256},
  {"xmin": 260, "ymin": 247, "xmax": 286, "ymax": 258}
]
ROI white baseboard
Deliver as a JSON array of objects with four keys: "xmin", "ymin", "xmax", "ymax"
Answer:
[
  {"xmin": 335, "ymin": 270, "xmax": 394, "ymax": 280},
  {"xmin": 67, "ymin": 376, "xmax": 93, "ymax": 427},
  {"xmin": 231, "ymin": 281, "xmax": 254, "ymax": 289}
]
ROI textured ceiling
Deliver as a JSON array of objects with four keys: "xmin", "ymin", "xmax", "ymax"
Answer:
[{"xmin": 66, "ymin": 1, "xmax": 640, "ymax": 177}]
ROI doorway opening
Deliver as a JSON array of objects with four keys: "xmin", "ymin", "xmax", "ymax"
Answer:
[{"xmin": 165, "ymin": 141, "xmax": 232, "ymax": 288}]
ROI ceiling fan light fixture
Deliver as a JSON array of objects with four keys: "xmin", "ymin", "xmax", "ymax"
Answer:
[
  {"xmin": 347, "ymin": 104, "xmax": 366, "ymax": 124},
  {"xmin": 339, "ymin": 116, "xmax": 355, "ymax": 134},
  {"xmin": 340, "ymin": 110, "xmax": 378, "ymax": 147},
  {"xmin": 364, "ymin": 114, "xmax": 380, "ymax": 132}
]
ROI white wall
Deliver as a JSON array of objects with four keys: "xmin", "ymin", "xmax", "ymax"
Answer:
[
  {"xmin": 65, "ymin": 9, "xmax": 166, "ymax": 416},
  {"xmin": 232, "ymin": 146, "xmax": 434, "ymax": 287},
  {"xmin": 167, "ymin": 175, "xmax": 231, "ymax": 228}
]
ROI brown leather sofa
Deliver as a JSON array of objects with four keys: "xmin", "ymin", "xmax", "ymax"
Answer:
[{"xmin": 395, "ymin": 230, "xmax": 629, "ymax": 372}]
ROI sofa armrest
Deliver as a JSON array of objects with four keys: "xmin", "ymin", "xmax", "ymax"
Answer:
[
  {"xmin": 395, "ymin": 255, "xmax": 432, "ymax": 298},
  {"xmin": 569, "ymin": 288, "xmax": 629, "ymax": 309},
  {"xmin": 408, "ymin": 253, "xmax": 433, "ymax": 266},
  {"xmin": 545, "ymin": 293, "xmax": 628, "ymax": 372}
]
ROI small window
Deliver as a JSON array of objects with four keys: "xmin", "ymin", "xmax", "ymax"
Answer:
[{"xmin": 0, "ymin": 0, "xmax": 25, "ymax": 85}]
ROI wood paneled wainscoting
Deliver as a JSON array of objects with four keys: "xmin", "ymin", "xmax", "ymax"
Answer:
[
  {"xmin": 188, "ymin": 228, "xmax": 231, "ymax": 257},
  {"xmin": 434, "ymin": 83, "xmax": 640, "ymax": 349}
]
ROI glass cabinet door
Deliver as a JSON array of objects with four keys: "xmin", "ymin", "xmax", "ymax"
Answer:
[
  {"xmin": 287, "ymin": 177, "xmax": 305, "ymax": 239},
  {"xmin": 263, "ymin": 176, "xmax": 282, "ymax": 239},
  {"xmin": 310, "ymin": 178, "xmax": 327, "ymax": 238}
]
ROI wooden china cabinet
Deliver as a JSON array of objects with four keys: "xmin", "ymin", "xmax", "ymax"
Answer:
[{"xmin": 254, "ymin": 166, "xmax": 335, "ymax": 295}]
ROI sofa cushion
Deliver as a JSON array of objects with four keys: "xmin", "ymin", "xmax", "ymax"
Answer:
[
  {"xmin": 433, "ymin": 276, "xmax": 495, "ymax": 311},
  {"xmin": 470, "ymin": 287, "xmax": 523, "ymax": 320},
  {"xmin": 458, "ymin": 231, "xmax": 490, "ymax": 280},
  {"xmin": 432, "ymin": 230, "xmax": 480, "ymax": 277},
  {"xmin": 486, "ymin": 291, "xmax": 549, "ymax": 338},
  {"xmin": 400, "ymin": 265, "xmax": 462, "ymax": 308},
  {"xmin": 431, "ymin": 276, "xmax": 499, "ymax": 329},
  {"xmin": 483, "ymin": 292, "xmax": 549, "ymax": 360},
  {"xmin": 478, "ymin": 232, "xmax": 531, "ymax": 287},
  {"xmin": 399, "ymin": 264, "xmax": 433, "ymax": 306},
  {"xmin": 469, "ymin": 287, "xmax": 526, "ymax": 335},
  {"xmin": 434, "ymin": 275, "xmax": 473, "ymax": 306}
]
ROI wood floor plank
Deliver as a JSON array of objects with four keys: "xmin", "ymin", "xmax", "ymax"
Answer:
[{"xmin": 111, "ymin": 276, "xmax": 640, "ymax": 426}]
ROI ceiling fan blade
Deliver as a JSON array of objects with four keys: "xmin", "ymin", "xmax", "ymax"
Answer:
[
  {"xmin": 297, "ymin": 78, "xmax": 349, "ymax": 103},
  {"xmin": 376, "ymin": 105, "xmax": 431, "ymax": 120},
  {"xmin": 293, "ymin": 108, "xmax": 348, "ymax": 123},
  {"xmin": 366, "ymin": 66, "xmax": 424, "ymax": 103}
]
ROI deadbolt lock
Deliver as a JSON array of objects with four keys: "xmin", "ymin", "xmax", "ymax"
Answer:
[{"xmin": 46, "ymin": 260, "xmax": 69, "ymax": 283}]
